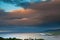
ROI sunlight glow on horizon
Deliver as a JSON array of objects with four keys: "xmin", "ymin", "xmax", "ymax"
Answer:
[
  {"xmin": 0, "ymin": 33, "xmax": 56, "ymax": 40},
  {"xmin": 1, "ymin": 33, "xmax": 42, "ymax": 39}
]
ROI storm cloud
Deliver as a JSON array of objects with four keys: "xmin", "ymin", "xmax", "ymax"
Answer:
[{"xmin": 0, "ymin": 0, "xmax": 60, "ymax": 26}]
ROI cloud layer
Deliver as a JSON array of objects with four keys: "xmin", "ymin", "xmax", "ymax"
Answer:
[{"xmin": 0, "ymin": 0, "xmax": 60, "ymax": 26}]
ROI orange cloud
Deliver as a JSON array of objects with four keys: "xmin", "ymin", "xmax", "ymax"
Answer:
[{"xmin": 10, "ymin": 9, "xmax": 37, "ymax": 14}]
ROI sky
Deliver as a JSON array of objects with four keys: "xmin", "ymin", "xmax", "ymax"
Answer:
[
  {"xmin": 0, "ymin": 0, "xmax": 60, "ymax": 33},
  {"xmin": 0, "ymin": 0, "xmax": 51, "ymax": 12}
]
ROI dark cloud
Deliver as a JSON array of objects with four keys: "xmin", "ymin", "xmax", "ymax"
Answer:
[
  {"xmin": 0, "ymin": 26, "xmax": 60, "ymax": 33},
  {"xmin": 0, "ymin": 9, "xmax": 45, "ymax": 26},
  {"xmin": 29, "ymin": 0, "xmax": 60, "ymax": 22},
  {"xmin": 0, "ymin": 0, "xmax": 60, "ymax": 26},
  {"xmin": 0, "ymin": 0, "xmax": 60, "ymax": 34},
  {"xmin": 0, "ymin": 9, "xmax": 5, "ymax": 16}
]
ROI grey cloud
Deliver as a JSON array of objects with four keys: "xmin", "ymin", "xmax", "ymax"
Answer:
[
  {"xmin": 0, "ymin": 9, "xmax": 45, "ymax": 26},
  {"xmin": 0, "ymin": 0, "xmax": 60, "ymax": 26}
]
